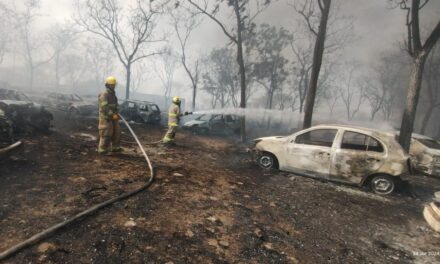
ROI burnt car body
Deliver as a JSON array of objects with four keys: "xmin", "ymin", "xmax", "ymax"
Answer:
[
  {"xmin": 409, "ymin": 134, "xmax": 440, "ymax": 177},
  {"xmin": 183, "ymin": 114, "xmax": 240, "ymax": 135},
  {"xmin": 119, "ymin": 100, "xmax": 161, "ymax": 124},
  {"xmin": 45, "ymin": 92, "xmax": 97, "ymax": 117},
  {"xmin": 0, "ymin": 88, "xmax": 53, "ymax": 133},
  {"xmin": 253, "ymin": 124, "xmax": 410, "ymax": 195}
]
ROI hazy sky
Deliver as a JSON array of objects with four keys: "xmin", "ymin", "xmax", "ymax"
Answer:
[{"xmin": 5, "ymin": 0, "xmax": 440, "ymax": 101}]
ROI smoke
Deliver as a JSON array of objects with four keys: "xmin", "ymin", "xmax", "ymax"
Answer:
[{"xmin": 192, "ymin": 107, "xmax": 396, "ymax": 138}]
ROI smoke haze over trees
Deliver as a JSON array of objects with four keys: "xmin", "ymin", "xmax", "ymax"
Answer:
[{"xmin": 0, "ymin": 0, "xmax": 439, "ymax": 140}]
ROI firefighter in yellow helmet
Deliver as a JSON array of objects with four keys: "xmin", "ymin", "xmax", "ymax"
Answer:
[
  {"xmin": 163, "ymin": 96, "xmax": 189, "ymax": 145},
  {"xmin": 97, "ymin": 76, "xmax": 121, "ymax": 154}
]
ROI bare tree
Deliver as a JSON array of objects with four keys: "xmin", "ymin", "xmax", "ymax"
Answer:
[
  {"xmin": 61, "ymin": 53, "xmax": 87, "ymax": 92},
  {"xmin": 322, "ymin": 83, "xmax": 340, "ymax": 117},
  {"xmin": 202, "ymin": 48, "xmax": 239, "ymax": 108},
  {"xmin": 48, "ymin": 23, "xmax": 77, "ymax": 89},
  {"xmin": 359, "ymin": 77, "xmax": 384, "ymax": 121},
  {"xmin": 288, "ymin": 0, "xmax": 352, "ymax": 118},
  {"xmin": 84, "ymin": 39, "xmax": 115, "ymax": 94},
  {"xmin": 249, "ymin": 24, "xmax": 292, "ymax": 110},
  {"xmin": 0, "ymin": 3, "xmax": 11, "ymax": 65},
  {"xmin": 75, "ymin": 0, "xmax": 168, "ymax": 99},
  {"xmin": 155, "ymin": 46, "xmax": 178, "ymax": 108},
  {"xmin": 392, "ymin": 0, "xmax": 440, "ymax": 151},
  {"xmin": 12, "ymin": 0, "xmax": 56, "ymax": 89},
  {"xmin": 170, "ymin": 5, "xmax": 202, "ymax": 111},
  {"xmin": 293, "ymin": 0, "xmax": 332, "ymax": 128},
  {"xmin": 130, "ymin": 62, "xmax": 149, "ymax": 94},
  {"xmin": 290, "ymin": 40, "xmax": 313, "ymax": 113},
  {"xmin": 187, "ymin": 0, "xmax": 273, "ymax": 141},
  {"xmin": 339, "ymin": 62, "xmax": 364, "ymax": 121}
]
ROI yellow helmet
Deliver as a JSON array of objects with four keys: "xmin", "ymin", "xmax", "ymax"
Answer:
[
  {"xmin": 172, "ymin": 96, "xmax": 181, "ymax": 104},
  {"xmin": 105, "ymin": 76, "xmax": 117, "ymax": 86}
]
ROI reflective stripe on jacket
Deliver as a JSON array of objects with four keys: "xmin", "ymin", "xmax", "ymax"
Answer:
[
  {"xmin": 99, "ymin": 88, "xmax": 118, "ymax": 120},
  {"xmin": 168, "ymin": 103, "xmax": 181, "ymax": 127},
  {"xmin": 98, "ymin": 88, "xmax": 118, "ymax": 129}
]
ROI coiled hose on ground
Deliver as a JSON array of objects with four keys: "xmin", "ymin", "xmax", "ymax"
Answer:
[{"xmin": 0, "ymin": 115, "xmax": 154, "ymax": 261}]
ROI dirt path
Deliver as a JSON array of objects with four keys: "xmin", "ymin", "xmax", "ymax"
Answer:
[{"xmin": 0, "ymin": 116, "xmax": 439, "ymax": 263}]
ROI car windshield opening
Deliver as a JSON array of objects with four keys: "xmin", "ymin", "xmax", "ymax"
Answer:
[
  {"xmin": 197, "ymin": 115, "xmax": 211, "ymax": 121},
  {"xmin": 150, "ymin": 105, "xmax": 159, "ymax": 111},
  {"xmin": 295, "ymin": 129, "xmax": 337, "ymax": 147},
  {"xmin": 139, "ymin": 104, "xmax": 149, "ymax": 112},
  {"xmin": 418, "ymin": 139, "xmax": 440, "ymax": 150}
]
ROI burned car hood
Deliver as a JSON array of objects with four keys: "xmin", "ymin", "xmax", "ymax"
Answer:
[
  {"xmin": 72, "ymin": 102, "xmax": 95, "ymax": 107},
  {"xmin": 183, "ymin": 120, "xmax": 206, "ymax": 127},
  {"xmin": 254, "ymin": 136, "xmax": 286, "ymax": 142},
  {"xmin": 0, "ymin": 100, "xmax": 33, "ymax": 106}
]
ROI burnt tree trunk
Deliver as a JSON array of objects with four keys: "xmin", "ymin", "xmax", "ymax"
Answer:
[
  {"xmin": 302, "ymin": 0, "xmax": 331, "ymax": 129},
  {"xmin": 398, "ymin": 0, "xmax": 440, "ymax": 151},
  {"xmin": 192, "ymin": 84, "xmax": 197, "ymax": 111},
  {"xmin": 233, "ymin": 0, "xmax": 247, "ymax": 142},
  {"xmin": 399, "ymin": 53, "xmax": 427, "ymax": 149},
  {"xmin": 125, "ymin": 61, "xmax": 132, "ymax": 100}
]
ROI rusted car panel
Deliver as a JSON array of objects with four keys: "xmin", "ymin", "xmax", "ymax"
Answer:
[
  {"xmin": 409, "ymin": 134, "xmax": 440, "ymax": 176},
  {"xmin": 253, "ymin": 125, "xmax": 410, "ymax": 194}
]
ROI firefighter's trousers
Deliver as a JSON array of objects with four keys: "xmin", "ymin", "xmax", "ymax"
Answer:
[
  {"xmin": 98, "ymin": 120, "xmax": 121, "ymax": 153},
  {"xmin": 163, "ymin": 125, "xmax": 178, "ymax": 143}
]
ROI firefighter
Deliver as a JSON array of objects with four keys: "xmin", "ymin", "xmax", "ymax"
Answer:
[
  {"xmin": 98, "ymin": 76, "xmax": 121, "ymax": 154},
  {"xmin": 163, "ymin": 96, "xmax": 189, "ymax": 145}
]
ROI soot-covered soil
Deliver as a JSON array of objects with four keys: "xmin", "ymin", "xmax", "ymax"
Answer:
[{"xmin": 1, "ymin": 114, "xmax": 440, "ymax": 264}]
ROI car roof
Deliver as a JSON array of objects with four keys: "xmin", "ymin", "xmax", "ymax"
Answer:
[
  {"xmin": 312, "ymin": 124, "xmax": 395, "ymax": 137},
  {"xmin": 122, "ymin": 100, "xmax": 156, "ymax": 105}
]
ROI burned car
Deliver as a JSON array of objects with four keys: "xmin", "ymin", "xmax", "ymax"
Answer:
[
  {"xmin": 408, "ymin": 134, "xmax": 440, "ymax": 177},
  {"xmin": 119, "ymin": 100, "xmax": 161, "ymax": 124},
  {"xmin": 0, "ymin": 88, "xmax": 53, "ymax": 132},
  {"xmin": 183, "ymin": 114, "xmax": 240, "ymax": 135},
  {"xmin": 45, "ymin": 92, "xmax": 96, "ymax": 117},
  {"xmin": 253, "ymin": 124, "xmax": 410, "ymax": 195}
]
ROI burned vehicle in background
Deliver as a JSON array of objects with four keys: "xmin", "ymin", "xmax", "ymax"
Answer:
[
  {"xmin": 119, "ymin": 100, "xmax": 161, "ymax": 124},
  {"xmin": 44, "ymin": 92, "xmax": 97, "ymax": 117},
  {"xmin": 408, "ymin": 134, "xmax": 440, "ymax": 177},
  {"xmin": 253, "ymin": 125, "xmax": 410, "ymax": 195},
  {"xmin": 0, "ymin": 88, "xmax": 53, "ymax": 133},
  {"xmin": 183, "ymin": 114, "xmax": 240, "ymax": 136}
]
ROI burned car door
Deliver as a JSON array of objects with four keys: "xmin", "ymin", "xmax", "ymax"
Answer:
[
  {"xmin": 224, "ymin": 115, "xmax": 240, "ymax": 134},
  {"xmin": 209, "ymin": 115, "xmax": 225, "ymax": 133},
  {"xmin": 285, "ymin": 129, "xmax": 338, "ymax": 179},
  {"xmin": 120, "ymin": 101, "xmax": 137, "ymax": 120},
  {"xmin": 330, "ymin": 131, "xmax": 385, "ymax": 184}
]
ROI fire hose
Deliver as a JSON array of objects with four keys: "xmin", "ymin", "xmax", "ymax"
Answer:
[{"xmin": 0, "ymin": 115, "xmax": 154, "ymax": 261}]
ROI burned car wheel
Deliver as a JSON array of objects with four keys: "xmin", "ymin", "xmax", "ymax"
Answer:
[
  {"xmin": 370, "ymin": 175, "xmax": 395, "ymax": 195},
  {"xmin": 258, "ymin": 153, "xmax": 278, "ymax": 170}
]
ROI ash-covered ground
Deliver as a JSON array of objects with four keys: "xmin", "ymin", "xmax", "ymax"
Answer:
[{"xmin": 0, "ymin": 113, "xmax": 439, "ymax": 264}]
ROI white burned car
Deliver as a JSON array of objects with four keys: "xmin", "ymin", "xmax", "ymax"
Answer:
[
  {"xmin": 409, "ymin": 134, "xmax": 440, "ymax": 177},
  {"xmin": 253, "ymin": 125, "xmax": 410, "ymax": 195}
]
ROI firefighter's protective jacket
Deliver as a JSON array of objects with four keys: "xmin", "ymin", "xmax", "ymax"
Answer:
[
  {"xmin": 168, "ymin": 103, "xmax": 181, "ymax": 127},
  {"xmin": 98, "ymin": 88, "xmax": 118, "ymax": 129}
]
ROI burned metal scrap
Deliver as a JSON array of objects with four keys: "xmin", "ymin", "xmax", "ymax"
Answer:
[{"xmin": 0, "ymin": 88, "xmax": 53, "ymax": 134}]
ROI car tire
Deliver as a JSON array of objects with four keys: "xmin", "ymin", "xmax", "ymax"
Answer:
[
  {"xmin": 370, "ymin": 175, "xmax": 395, "ymax": 195},
  {"xmin": 258, "ymin": 153, "xmax": 278, "ymax": 170}
]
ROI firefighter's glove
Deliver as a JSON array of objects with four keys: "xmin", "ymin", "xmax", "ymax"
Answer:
[{"xmin": 112, "ymin": 114, "xmax": 120, "ymax": 121}]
